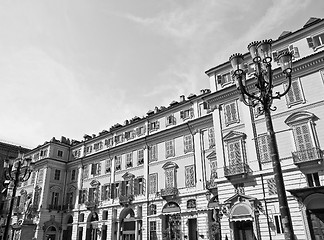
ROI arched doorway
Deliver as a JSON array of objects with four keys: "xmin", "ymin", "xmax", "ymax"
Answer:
[
  {"xmin": 62, "ymin": 215, "xmax": 73, "ymax": 240},
  {"xmin": 45, "ymin": 226, "xmax": 57, "ymax": 240},
  {"xmin": 119, "ymin": 208, "xmax": 136, "ymax": 240},
  {"xmin": 162, "ymin": 202, "xmax": 181, "ymax": 240},
  {"xmin": 304, "ymin": 193, "xmax": 324, "ymax": 239},
  {"xmin": 86, "ymin": 212, "xmax": 99, "ymax": 240},
  {"xmin": 207, "ymin": 196, "xmax": 221, "ymax": 240}
]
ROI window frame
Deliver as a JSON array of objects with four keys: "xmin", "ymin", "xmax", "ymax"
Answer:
[
  {"xmin": 183, "ymin": 134, "xmax": 193, "ymax": 153},
  {"xmin": 223, "ymin": 100, "xmax": 240, "ymax": 126},
  {"xmin": 284, "ymin": 78, "xmax": 305, "ymax": 108},
  {"xmin": 165, "ymin": 139, "xmax": 175, "ymax": 158},
  {"xmin": 185, "ymin": 165, "xmax": 195, "ymax": 188}
]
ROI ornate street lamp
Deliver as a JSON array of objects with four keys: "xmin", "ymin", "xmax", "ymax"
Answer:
[
  {"xmin": 3, "ymin": 153, "xmax": 34, "ymax": 240},
  {"xmin": 229, "ymin": 40, "xmax": 294, "ymax": 240}
]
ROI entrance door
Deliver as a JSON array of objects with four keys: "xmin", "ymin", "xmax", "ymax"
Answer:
[
  {"xmin": 188, "ymin": 219, "xmax": 197, "ymax": 240},
  {"xmin": 233, "ymin": 221, "xmax": 254, "ymax": 240},
  {"xmin": 309, "ymin": 210, "xmax": 324, "ymax": 240},
  {"xmin": 123, "ymin": 234, "xmax": 135, "ymax": 240}
]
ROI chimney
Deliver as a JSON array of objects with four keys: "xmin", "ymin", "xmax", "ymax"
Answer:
[
  {"xmin": 180, "ymin": 95, "xmax": 185, "ymax": 102},
  {"xmin": 154, "ymin": 106, "xmax": 159, "ymax": 114}
]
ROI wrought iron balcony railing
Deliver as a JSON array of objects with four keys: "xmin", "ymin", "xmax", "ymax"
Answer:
[
  {"xmin": 62, "ymin": 204, "xmax": 75, "ymax": 211},
  {"xmin": 224, "ymin": 163, "xmax": 250, "ymax": 178},
  {"xmin": 160, "ymin": 187, "xmax": 178, "ymax": 199},
  {"xmin": 119, "ymin": 194, "xmax": 134, "ymax": 206},
  {"xmin": 292, "ymin": 147, "xmax": 323, "ymax": 165}
]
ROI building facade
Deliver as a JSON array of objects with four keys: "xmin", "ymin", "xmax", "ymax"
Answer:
[{"xmin": 3, "ymin": 17, "xmax": 324, "ymax": 240}]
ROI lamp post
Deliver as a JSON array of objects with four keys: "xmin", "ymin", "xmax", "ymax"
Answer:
[
  {"xmin": 3, "ymin": 153, "xmax": 34, "ymax": 240},
  {"xmin": 229, "ymin": 39, "xmax": 294, "ymax": 240}
]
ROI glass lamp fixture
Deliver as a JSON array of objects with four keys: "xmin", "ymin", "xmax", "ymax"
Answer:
[
  {"xmin": 247, "ymin": 41, "xmax": 261, "ymax": 63},
  {"xmin": 229, "ymin": 53, "xmax": 244, "ymax": 75},
  {"xmin": 279, "ymin": 51, "xmax": 293, "ymax": 75},
  {"xmin": 257, "ymin": 39, "xmax": 272, "ymax": 63}
]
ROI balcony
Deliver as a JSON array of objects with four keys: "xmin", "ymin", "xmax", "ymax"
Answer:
[
  {"xmin": 161, "ymin": 187, "xmax": 178, "ymax": 199},
  {"xmin": 62, "ymin": 204, "xmax": 75, "ymax": 212},
  {"xmin": 224, "ymin": 163, "xmax": 251, "ymax": 179},
  {"xmin": 48, "ymin": 204, "xmax": 61, "ymax": 212},
  {"xmin": 119, "ymin": 194, "xmax": 134, "ymax": 207},
  {"xmin": 84, "ymin": 200, "xmax": 99, "ymax": 210},
  {"xmin": 292, "ymin": 147, "xmax": 323, "ymax": 166}
]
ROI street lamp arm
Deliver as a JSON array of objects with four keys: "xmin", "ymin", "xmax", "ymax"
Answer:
[{"xmin": 273, "ymin": 75, "xmax": 292, "ymax": 99}]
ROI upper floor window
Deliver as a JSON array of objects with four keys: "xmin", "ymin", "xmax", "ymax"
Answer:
[
  {"xmin": 165, "ymin": 140, "xmax": 175, "ymax": 158},
  {"xmin": 71, "ymin": 169, "xmax": 76, "ymax": 181},
  {"xmin": 115, "ymin": 156, "xmax": 122, "ymax": 171},
  {"xmin": 217, "ymin": 71, "xmax": 233, "ymax": 86},
  {"xmin": 180, "ymin": 108, "xmax": 194, "ymax": 120},
  {"xmin": 125, "ymin": 130, "xmax": 136, "ymax": 140},
  {"xmin": 94, "ymin": 141, "xmax": 103, "ymax": 151},
  {"xmin": 267, "ymin": 178, "xmax": 277, "ymax": 195},
  {"xmin": 134, "ymin": 177, "xmax": 145, "ymax": 195},
  {"xmin": 136, "ymin": 126, "xmax": 146, "ymax": 136},
  {"xmin": 307, "ymin": 32, "xmax": 324, "ymax": 50},
  {"xmin": 82, "ymin": 165, "xmax": 89, "ymax": 179},
  {"xmin": 101, "ymin": 184, "xmax": 110, "ymax": 201},
  {"xmin": 258, "ymin": 134, "xmax": 271, "ymax": 163},
  {"xmin": 149, "ymin": 121, "xmax": 160, "ymax": 132},
  {"xmin": 185, "ymin": 165, "xmax": 195, "ymax": 188},
  {"xmin": 73, "ymin": 149, "xmax": 81, "ymax": 158},
  {"xmin": 224, "ymin": 101, "xmax": 239, "ymax": 126},
  {"xmin": 208, "ymin": 127, "xmax": 215, "ymax": 148},
  {"xmin": 57, "ymin": 150, "xmax": 63, "ymax": 157},
  {"xmin": 284, "ymin": 78, "xmax": 305, "ymax": 107},
  {"xmin": 162, "ymin": 162, "xmax": 178, "ymax": 189},
  {"xmin": 54, "ymin": 169, "xmax": 61, "ymax": 181},
  {"xmin": 149, "ymin": 173, "xmax": 158, "ymax": 194},
  {"xmin": 91, "ymin": 162, "xmax": 101, "ymax": 176},
  {"xmin": 86, "ymin": 146, "xmax": 92, "ymax": 154},
  {"xmin": 137, "ymin": 149, "xmax": 144, "ymax": 166},
  {"xmin": 115, "ymin": 134, "xmax": 124, "ymax": 144},
  {"xmin": 223, "ymin": 131, "xmax": 247, "ymax": 168},
  {"xmin": 78, "ymin": 189, "xmax": 87, "ymax": 204},
  {"xmin": 166, "ymin": 115, "xmax": 176, "ymax": 126},
  {"xmin": 149, "ymin": 144, "xmax": 158, "ymax": 162},
  {"xmin": 184, "ymin": 135, "xmax": 193, "ymax": 153},
  {"xmin": 105, "ymin": 159, "xmax": 112, "ymax": 173},
  {"xmin": 126, "ymin": 152, "xmax": 133, "ymax": 168},
  {"xmin": 104, "ymin": 138, "xmax": 113, "ymax": 147},
  {"xmin": 40, "ymin": 149, "xmax": 48, "ymax": 158},
  {"xmin": 306, "ymin": 172, "xmax": 320, "ymax": 187}
]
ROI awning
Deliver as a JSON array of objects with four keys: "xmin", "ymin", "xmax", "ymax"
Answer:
[{"xmin": 230, "ymin": 215, "xmax": 253, "ymax": 222}]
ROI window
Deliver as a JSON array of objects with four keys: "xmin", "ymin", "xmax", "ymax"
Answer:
[
  {"xmin": 51, "ymin": 192, "xmax": 59, "ymax": 207},
  {"xmin": 125, "ymin": 130, "xmax": 135, "ymax": 140},
  {"xmin": 104, "ymin": 138, "xmax": 113, "ymax": 147},
  {"xmin": 224, "ymin": 101, "xmax": 239, "ymax": 126},
  {"xmin": 306, "ymin": 173, "xmax": 320, "ymax": 187},
  {"xmin": 184, "ymin": 135, "xmax": 193, "ymax": 153},
  {"xmin": 149, "ymin": 144, "xmax": 158, "ymax": 162},
  {"xmin": 284, "ymin": 79, "xmax": 305, "ymax": 107},
  {"xmin": 187, "ymin": 199, "xmax": 196, "ymax": 209},
  {"xmin": 137, "ymin": 149, "xmax": 144, "ymax": 165},
  {"xmin": 185, "ymin": 165, "xmax": 195, "ymax": 187},
  {"xmin": 86, "ymin": 146, "xmax": 92, "ymax": 154},
  {"xmin": 149, "ymin": 174, "xmax": 157, "ymax": 194},
  {"xmin": 293, "ymin": 123, "xmax": 315, "ymax": 160},
  {"xmin": 210, "ymin": 160, "xmax": 217, "ymax": 180},
  {"xmin": 274, "ymin": 215, "xmax": 284, "ymax": 234},
  {"xmin": 91, "ymin": 163, "xmax": 101, "ymax": 176},
  {"xmin": 217, "ymin": 72, "xmax": 233, "ymax": 86},
  {"xmin": 136, "ymin": 126, "xmax": 146, "ymax": 136},
  {"xmin": 267, "ymin": 178, "xmax": 277, "ymax": 195},
  {"xmin": 57, "ymin": 150, "xmax": 63, "ymax": 157},
  {"xmin": 258, "ymin": 134, "xmax": 271, "ymax": 163},
  {"xmin": 101, "ymin": 184, "xmax": 110, "ymax": 201},
  {"xmin": 165, "ymin": 168, "xmax": 175, "ymax": 188},
  {"xmin": 102, "ymin": 210, "xmax": 108, "ymax": 220},
  {"xmin": 126, "ymin": 153, "xmax": 133, "ymax": 168},
  {"xmin": 149, "ymin": 121, "xmax": 160, "ymax": 132},
  {"xmin": 71, "ymin": 169, "xmax": 76, "ymax": 181},
  {"xmin": 149, "ymin": 221, "xmax": 157, "ymax": 240},
  {"xmin": 31, "ymin": 172, "xmax": 36, "ymax": 184},
  {"xmin": 228, "ymin": 140, "xmax": 242, "ymax": 166},
  {"xmin": 166, "ymin": 115, "xmax": 176, "ymax": 126},
  {"xmin": 115, "ymin": 156, "xmax": 121, "ymax": 171},
  {"xmin": 307, "ymin": 33, "xmax": 324, "ymax": 50},
  {"xmin": 208, "ymin": 128, "xmax": 215, "ymax": 148},
  {"xmin": 54, "ymin": 169, "xmax": 61, "ymax": 181},
  {"xmin": 40, "ymin": 149, "xmax": 48, "ymax": 158},
  {"xmin": 115, "ymin": 134, "xmax": 124, "ymax": 144},
  {"xmin": 165, "ymin": 140, "xmax": 175, "ymax": 158},
  {"xmin": 148, "ymin": 204, "xmax": 157, "ymax": 215},
  {"xmin": 73, "ymin": 149, "xmax": 81, "ymax": 158},
  {"xmin": 94, "ymin": 141, "xmax": 103, "ymax": 151},
  {"xmin": 234, "ymin": 183, "xmax": 245, "ymax": 194},
  {"xmin": 134, "ymin": 177, "xmax": 145, "ymax": 195},
  {"xmin": 34, "ymin": 153, "xmax": 40, "ymax": 161},
  {"xmin": 79, "ymin": 214, "xmax": 84, "ymax": 222},
  {"xmin": 105, "ymin": 159, "xmax": 112, "ymax": 173},
  {"xmin": 112, "ymin": 183, "xmax": 120, "ymax": 199},
  {"xmin": 83, "ymin": 165, "xmax": 89, "ymax": 179},
  {"xmin": 88, "ymin": 188, "xmax": 96, "ymax": 202},
  {"xmin": 180, "ymin": 108, "xmax": 194, "ymax": 120}
]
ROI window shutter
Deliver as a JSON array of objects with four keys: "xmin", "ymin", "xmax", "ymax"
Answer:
[
  {"xmin": 125, "ymin": 132, "xmax": 130, "ymax": 139},
  {"xmin": 292, "ymin": 80, "xmax": 303, "ymax": 102},
  {"xmin": 78, "ymin": 190, "xmax": 83, "ymax": 203},
  {"xmin": 216, "ymin": 75, "xmax": 222, "ymax": 84},
  {"xmin": 306, "ymin": 37, "xmax": 314, "ymax": 48},
  {"xmin": 258, "ymin": 135, "xmax": 270, "ymax": 163},
  {"xmin": 180, "ymin": 111, "xmax": 184, "ymax": 119},
  {"xmin": 156, "ymin": 121, "xmax": 160, "ymax": 129},
  {"xmin": 91, "ymin": 164, "xmax": 96, "ymax": 175},
  {"xmin": 98, "ymin": 163, "xmax": 101, "ymax": 175},
  {"xmin": 293, "ymin": 47, "xmax": 300, "ymax": 58},
  {"xmin": 272, "ymin": 51, "xmax": 278, "ymax": 62},
  {"xmin": 84, "ymin": 189, "xmax": 88, "ymax": 203},
  {"xmin": 230, "ymin": 102, "xmax": 237, "ymax": 122},
  {"xmin": 136, "ymin": 128, "xmax": 140, "ymax": 136},
  {"xmin": 224, "ymin": 104, "xmax": 231, "ymax": 124},
  {"xmin": 294, "ymin": 124, "xmax": 313, "ymax": 151},
  {"xmin": 83, "ymin": 165, "xmax": 89, "ymax": 179},
  {"xmin": 134, "ymin": 178, "xmax": 139, "ymax": 196},
  {"xmin": 190, "ymin": 108, "xmax": 194, "ymax": 118},
  {"xmin": 121, "ymin": 181, "xmax": 126, "ymax": 196},
  {"xmin": 110, "ymin": 183, "xmax": 115, "ymax": 199},
  {"xmin": 142, "ymin": 178, "xmax": 146, "ymax": 195},
  {"xmin": 114, "ymin": 136, "xmax": 118, "ymax": 143},
  {"xmin": 101, "ymin": 186, "xmax": 105, "ymax": 200}
]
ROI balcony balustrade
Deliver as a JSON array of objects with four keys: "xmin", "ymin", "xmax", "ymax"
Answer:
[
  {"xmin": 224, "ymin": 163, "xmax": 250, "ymax": 179},
  {"xmin": 160, "ymin": 187, "xmax": 178, "ymax": 199},
  {"xmin": 119, "ymin": 194, "xmax": 134, "ymax": 206},
  {"xmin": 84, "ymin": 200, "xmax": 99, "ymax": 210},
  {"xmin": 292, "ymin": 147, "xmax": 323, "ymax": 165}
]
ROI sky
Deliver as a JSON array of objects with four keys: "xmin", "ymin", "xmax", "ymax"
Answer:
[{"xmin": 0, "ymin": 0, "xmax": 323, "ymax": 149}]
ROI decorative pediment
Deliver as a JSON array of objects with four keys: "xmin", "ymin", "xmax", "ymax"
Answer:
[
  {"xmin": 224, "ymin": 193, "xmax": 256, "ymax": 206},
  {"xmin": 162, "ymin": 161, "xmax": 179, "ymax": 170},
  {"xmin": 223, "ymin": 131, "xmax": 246, "ymax": 141},
  {"xmin": 49, "ymin": 185, "xmax": 62, "ymax": 192},
  {"xmin": 206, "ymin": 151, "xmax": 216, "ymax": 160},
  {"xmin": 122, "ymin": 172, "xmax": 135, "ymax": 180},
  {"xmin": 90, "ymin": 179, "xmax": 100, "ymax": 187},
  {"xmin": 285, "ymin": 111, "xmax": 318, "ymax": 126},
  {"xmin": 67, "ymin": 185, "xmax": 77, "ymax": 192}
]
